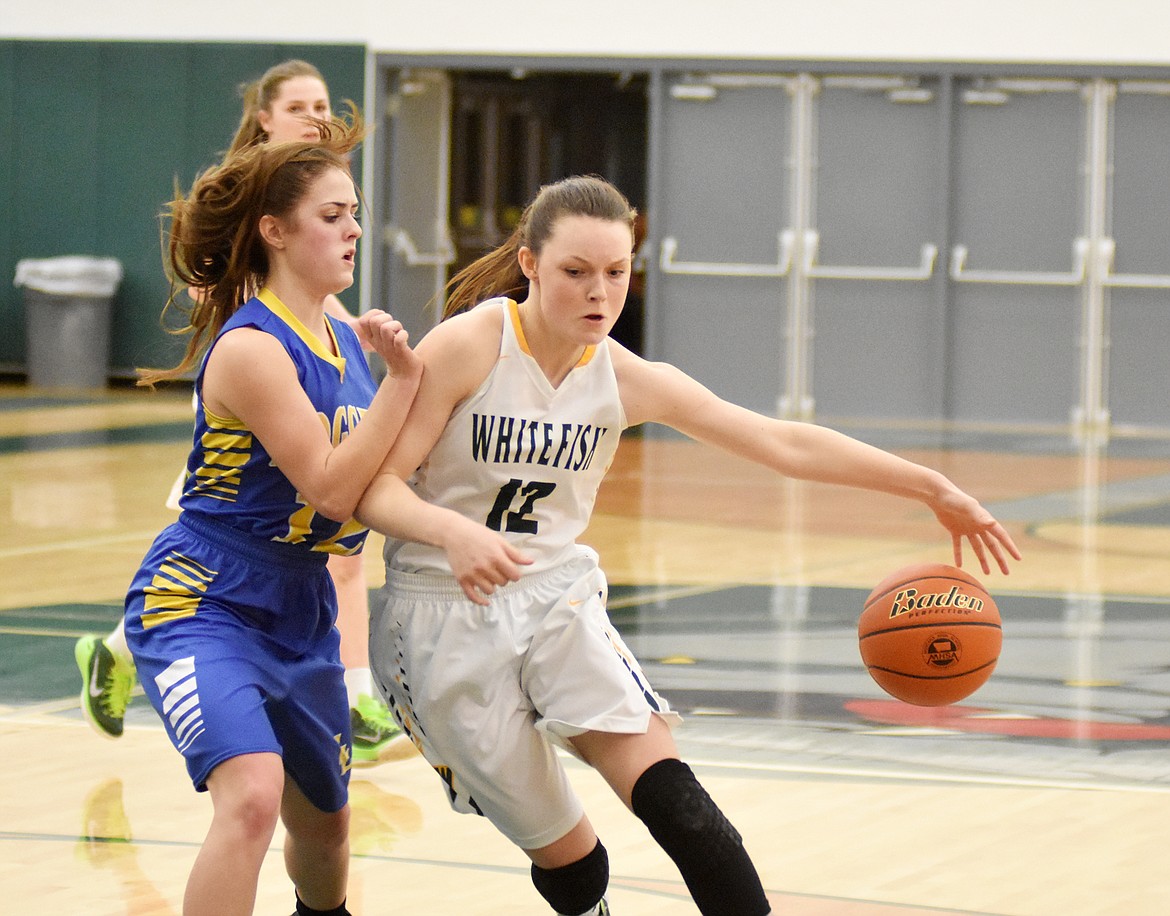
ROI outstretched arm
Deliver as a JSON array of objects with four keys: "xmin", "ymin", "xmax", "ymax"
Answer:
[{"xmin": 614, "ymin": 347, "xmax": 1021, "ymax": 575}]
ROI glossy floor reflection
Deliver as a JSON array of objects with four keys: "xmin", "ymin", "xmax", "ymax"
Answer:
[
  {"xmin": 610, "ymin": 583, "xmax": 1170, "ymax": 788},
  {"xmin": 3, "ymin": 383, "xmax": 1170, "ymax": 914}
]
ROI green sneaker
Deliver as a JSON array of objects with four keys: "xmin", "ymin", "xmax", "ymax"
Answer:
[
  {"xmin": 74, "ymin": 635, "xmax": 136, "ymax": 739},
  {"xmin": 350, "ymin": 693, "xmax": 411, "ymax": 767}
]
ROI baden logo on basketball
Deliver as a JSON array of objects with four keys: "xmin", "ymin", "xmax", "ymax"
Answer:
[
  {"xmin": 924, "ymin": 634, "xmax": 961, "ymax": 668},
  {"xmin": 859, "ymin": 563, "xmax": 1002, "ymax": 706},
  {"xmin": 888, "ymin": 585, "xmax": 985, "ymax": 618}
]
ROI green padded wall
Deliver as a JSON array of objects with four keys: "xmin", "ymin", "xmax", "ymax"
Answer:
[{"xmin": 0, "ymin": 41, "xmax": 365, "ymax": 379}]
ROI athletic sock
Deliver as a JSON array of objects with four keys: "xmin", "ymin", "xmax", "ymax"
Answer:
[
  {"xmin": 104, "ymin": 621, "xmax": 132, "ymax": 664},
  {"xmin": 343, "ymin": 666, "xmax": 375, "ymax": 708},
  {"xmin": 293, "ymin": 893, "xmax": 350, "ymax": 916}
]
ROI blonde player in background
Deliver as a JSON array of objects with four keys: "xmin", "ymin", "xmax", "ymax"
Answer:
[{"xmin": 75, "ymin": 59, "xmax": 408, "ymax": 765}]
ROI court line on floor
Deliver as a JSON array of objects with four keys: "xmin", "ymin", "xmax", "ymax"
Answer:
[
  {"xmin": 0, "ymin": 530, "xmax": 162, "ymax": 559},
  {"xmin": 683, "ymin": 754, "xmax": 1170, "ymax": 794},
  {"xmin": 0, "ymin": 830, "xmax": 998, "ymax": 914},
  {"xmin": 11, "ymin": 709, "xmax": 1159, "ymax": 799}
]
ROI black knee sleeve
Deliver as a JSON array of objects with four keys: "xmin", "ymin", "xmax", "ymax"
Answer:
[
  {"xmin": 631, "ymin": 758, "xmax": 770, "ymax": 916},
  {"xmin": 531, "ymin": 839, "xmax": 609, "ymax": 915}
]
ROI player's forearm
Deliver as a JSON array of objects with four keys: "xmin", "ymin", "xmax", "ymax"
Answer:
[
  {"xmin": 776, "ymin": 422, "xmax": 952, "ymax": 505},
  {"xmin": 313, "ymin": 366, "xmax": 423, "ymax": 521},
  {"xmin": 355, "ymin": 471, "xmax": 461, "ymax": 548}
]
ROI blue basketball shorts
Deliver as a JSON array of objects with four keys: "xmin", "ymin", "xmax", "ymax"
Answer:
[{"xmin": 124, "ymin": 512, "xmax": 351, "ymax": 813}]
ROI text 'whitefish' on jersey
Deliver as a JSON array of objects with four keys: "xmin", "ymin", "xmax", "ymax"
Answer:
[{"xmin": 470, "ymin": 414, "xmax": 610, "ymax": 471}]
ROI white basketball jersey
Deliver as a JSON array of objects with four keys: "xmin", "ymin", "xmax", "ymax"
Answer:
[{"xmin": 387, "ymin": 297, "xmax": 627, "ymax": 576}]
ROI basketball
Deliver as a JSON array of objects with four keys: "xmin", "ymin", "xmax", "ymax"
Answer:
[{"xmin": 858, "ymin": 563, "xmax": 1001, "ymax": 706}]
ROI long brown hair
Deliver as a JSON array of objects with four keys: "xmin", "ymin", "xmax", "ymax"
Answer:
[
  {"xmin": 226, "ymin": 59, "xmax": 329, "ymax": 156},
  {"xmin": 140, "ymin": 106, "xmax": 365, "ymax": 387},
  {"xmin": 440, "ymin": 175, "xmax": 637, "ymax": 321}
]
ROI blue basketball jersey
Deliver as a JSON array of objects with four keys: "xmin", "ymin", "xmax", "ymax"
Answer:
[
  {"xmin": 124, "ymin": 288, "xmax": 372, "ymax": 804},
  {"xmin": 178, "ymin": 287, "xmax": 377, "ymax": 556}
]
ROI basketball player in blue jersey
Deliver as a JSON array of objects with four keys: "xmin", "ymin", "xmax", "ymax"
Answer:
[
  {"xmin": 76, "ymin": 60, "xmax": 408, "ymax": 766},
  {"xmin": 122, "ymin": 110, "xmax": 422, "ymax": 916},
  {"xmin": 354, "ymin": 175, "xmax": 1021, "ymax": 915}
]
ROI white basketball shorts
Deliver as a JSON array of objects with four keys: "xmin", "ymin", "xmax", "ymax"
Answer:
[{"xmin": 370, "ymin": 546, "xmax": 679, "ymax": 849}]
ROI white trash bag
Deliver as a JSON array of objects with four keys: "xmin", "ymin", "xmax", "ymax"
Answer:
[{"xmin": 14, "ymin": 256, "xmax": 123, "ymax": 298}]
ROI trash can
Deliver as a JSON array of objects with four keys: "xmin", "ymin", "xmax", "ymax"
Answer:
[{"xmin": 14, "ymin": 256, "xmax": 123, "ymax": 388}]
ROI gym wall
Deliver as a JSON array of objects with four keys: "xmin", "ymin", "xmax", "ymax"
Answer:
[{"xmin": 0, "ymin": 41, "xmax": 363, "ymax": 376}]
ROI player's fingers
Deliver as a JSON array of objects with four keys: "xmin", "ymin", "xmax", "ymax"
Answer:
[
  {"xmin": 967, "ymin": 533, "xmax": 991, "ymax": 575},
  {"xmin": 461, "ymin": 578, "xmax": 490, "ymax": 605},
  {"xmin": 358, "ymin": 311, "xmax": 388, "ymax": 336},
  {"xmin": 494, "ymin": 558, "xmax": 525, "ymax": 585},
  {"xmin": 362, "ymin": 311, "xmax": 398, "ymax": 331},
  {"xmin": 984, "ymin": 531, "xmax": 1013, "ymax": 576},
  {"xmin": 504, "ymin": 544, "xmax": 534, "ymax": 568},
  {"xmin": 994, "ymin": 523, "xmax": 1023, "ymax": 561},
  {"xmin": 373, "ymin": 320, "xmax": 405, "ymax": 340}
]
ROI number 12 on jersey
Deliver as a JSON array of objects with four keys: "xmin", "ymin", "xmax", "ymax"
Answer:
[{"xmin": 486, "ymin": 478, "xmax": 556, "ymax": 533}]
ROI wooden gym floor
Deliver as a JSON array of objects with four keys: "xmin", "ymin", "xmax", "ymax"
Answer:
[{"xmin": 2, "ymin": 382, "xmax": 1170, "ymax": 915}]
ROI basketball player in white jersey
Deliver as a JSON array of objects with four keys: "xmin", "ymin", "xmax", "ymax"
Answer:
[{"xmin": 356, "ymin": 175, "xmax": 1021, "ymax": 915}]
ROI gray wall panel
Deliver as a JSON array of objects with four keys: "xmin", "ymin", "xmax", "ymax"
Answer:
[
  {"xmin": 1108, "ymin": 89, "xmax": 1170, "ymax": 428},
  {"xmin": 948, "ymin": 83, "xmax": 1085, "ymax": 425},
  {"xmin": 811, "ymin": 79, "xmax": 946, "ymax": 421},
  {"xmin": 650, "ymin": 76, "xmax": 792, "ymax": 416}
]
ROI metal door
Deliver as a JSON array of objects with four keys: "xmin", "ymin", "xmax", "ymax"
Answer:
[
  {"xmin": 947, "ymin": 79, "xmax": 1087, "ymax": 426},
  {"xmin": 1105, "ymin": 82, "xmax": 1170, "ymax": 431},
  {"xmin": 809, "ymin": 76, "xmax": 945, "ymax": 421},
  {"xmin": 649, "ymin": 74, "xmax": 793, "ymax": 417},
  {"xmin": 376, "ymin": 68, "xmax": 454, "ymax": 339}
]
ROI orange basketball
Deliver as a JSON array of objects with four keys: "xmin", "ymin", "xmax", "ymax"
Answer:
[{"xmin": 858, "ymin": 563, "xmax": 1001, "ymax": 706}]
